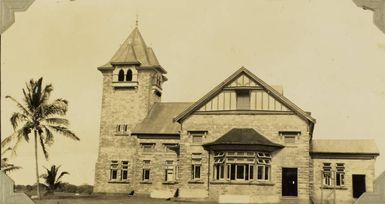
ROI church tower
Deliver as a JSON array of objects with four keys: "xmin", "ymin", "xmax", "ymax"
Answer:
[{"xmin": 94, "ymin": 26, "xmax": 167, "ymax": 193}]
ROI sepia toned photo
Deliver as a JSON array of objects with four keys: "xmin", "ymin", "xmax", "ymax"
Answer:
[{"xmin": 1, "ymin": 0, "xmax": 385, "ymax": 204}]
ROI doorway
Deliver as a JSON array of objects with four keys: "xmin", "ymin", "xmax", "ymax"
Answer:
[
  {"xmin": 352, "ymin": 175, "xmax": 366, "ymax": 198},
  {"xmin": 282, "ymin": 168, "xmax": 298, "ymax": 196}
]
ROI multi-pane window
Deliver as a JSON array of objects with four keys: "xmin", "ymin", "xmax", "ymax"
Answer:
[
  {"xmin": 110, "ymin": 160, "xmax": 119, "ymax": 180},
  {"xmin": 279, "ymin": 131, "xmax": 300, "ymax": 144},
  {"xmin": 164, "ymin": 160, "xmax": 175, "ymax": 182},
  {"xmin": 109, "ymin": 160, "xmax": 129, "ymax": 182},
  {"xmin": 213, "ymin": 151, "xmax": 270, "ymax": 182},
  {"xmin": 322, "ymin": 163, "xmax": 332, "ymax": 186},
  {"xmin": 116, "ymin": 124, "xmax": 129, "ymax": 134},
  {"xmin": 121, "ymin": 161, "xmax": 129, "ymax": 180},
  {"xmin": 142, "ymin": 160, "xmax": 151, "ymax": 181},
  {"xmin": 141, "ymin": 143, "xmax": 155, "ymax": 152},
  {"xmin": 336, "ymin": 163, "xmax": 345, "ymax": 187},
  {"xmin": 191, "ymin": 153, "xmax": 202, "ymax": 180}
]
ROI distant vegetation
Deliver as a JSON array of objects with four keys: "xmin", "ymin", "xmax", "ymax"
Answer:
[{"xmin": 15, "ymin": 183, "xmax": 93, "ymax": 196}]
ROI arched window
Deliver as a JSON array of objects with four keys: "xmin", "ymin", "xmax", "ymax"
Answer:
[
  {"xmin": 126, "ymin": 69, "xmax": 133, "ymax": 81},
  {"xmin": 118, "ymin": 69, "xmax": 125, "ymax": 81}
]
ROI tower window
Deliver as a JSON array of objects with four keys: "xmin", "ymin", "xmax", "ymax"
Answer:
[
  {"xmin": 118, "ymin": 69, "xmax": 125, "ymax": 81},
  {"xmin": 126, "ymin": 69, "xmax": 133, "ymax": 81}
]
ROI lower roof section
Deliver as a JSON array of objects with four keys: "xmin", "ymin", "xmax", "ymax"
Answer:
[
  {"xmin": 132, "ymin": 102, "xmax": 193, "ymax": 135},
  {"xmin": 311, "ymin": 139, "xmax": 380, "ymax": 158}
]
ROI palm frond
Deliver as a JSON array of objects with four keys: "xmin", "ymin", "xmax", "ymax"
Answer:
[
  {"xmin": 56, "ymin": 171, "xmax": 69, "ymax": 183},
  {"xmin": 1, "ymin": 147, "xmax": 13, "ymax": 155},
  {"xmin": 5, "ymin": 96, "xmax": 32, "ymax": 116},
  {"xmin": 43, "ymin": 99, "xmax": 68, "ymax": 117},
  {"xmin": 40, "ymin": 83, "xmax": 53, "ymax": 105},
  {"xmin": 43, "ymin": 118, "xmax": 69, "ymax": 126},
  {"xmin": 47, "ymin": 126, "xmax": 80, "ymax": 141},
  {"xmin": 31, "ymin": 78, "xmax": 43, "ymax": 108},
  {"xmin": 39, "ymin": 135, "xmax": 49, "ymax": 160},
  {"xmin": 43, "ymin": 126, "xmax": 54, "ymax": 146},
  {"xmin": 2, "ymin": 165, "xmax": 22, "ymax": 173},
  {"xmin": 10, "ymin": 112, "xmax": 29, "ymax": 130}
]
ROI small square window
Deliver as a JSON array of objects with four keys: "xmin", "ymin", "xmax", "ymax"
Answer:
[
  {"xmin": 141, "ymin": 143, "xmax": 155, "ymax": 152},
  {"xmin": 192, "ymin": 135, "xmax": 202, "ymax": 143},
  {"xmin": 280, "ymin": 131, "xmax": 300, "ymax": 143},
  {"xmin": 189, "ymin": 131, "xmax": 207, "ymax": 144}
]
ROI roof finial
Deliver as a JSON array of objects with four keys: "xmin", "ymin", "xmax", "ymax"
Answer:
[{"xmin": 136, "ymin": 14, "xmax": 139, "ymax": 27}]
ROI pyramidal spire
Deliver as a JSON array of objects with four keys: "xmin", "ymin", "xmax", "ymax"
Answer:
[{"xmin": 108, "ymin": 26, "xmax": 165, "ymax": 74}]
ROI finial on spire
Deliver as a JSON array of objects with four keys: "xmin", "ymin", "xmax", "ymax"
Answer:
[{"xmin": 136, "ymin": 14, "xmax": 139, "ymax": 27}]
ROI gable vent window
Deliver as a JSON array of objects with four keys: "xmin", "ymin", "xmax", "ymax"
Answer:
[
  {"xmin": 279, "ymin": 131, "xmax": 301, "ymax": 144},
  {"xmin": 118, "ymin": 69, "xmax": 125, "ymax": 82},
  {"xmin": 236, "ymin": 90, "xmax": 250, "ymax": 110}
]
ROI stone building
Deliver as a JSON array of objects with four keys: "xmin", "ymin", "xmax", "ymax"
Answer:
[{"xmin": 93, "ymin": 27, "xmax": 380, "ymax": 204}]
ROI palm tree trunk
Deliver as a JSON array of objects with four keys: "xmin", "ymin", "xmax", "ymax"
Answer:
[{"xmin": 34, "ymin": 130, "xmax": 41, "ymax": 199}]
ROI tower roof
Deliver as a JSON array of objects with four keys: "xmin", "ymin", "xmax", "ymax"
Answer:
[{"xmin": 100, "ymin": 27, "xmax": 166, "ymax": 73}]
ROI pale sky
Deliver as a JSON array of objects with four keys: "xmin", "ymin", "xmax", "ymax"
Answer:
[{"xmin": 1, "ymin": 0, "xmax": 385, "ymax": 185}]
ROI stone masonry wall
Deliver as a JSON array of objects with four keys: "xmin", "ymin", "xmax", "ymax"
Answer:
[
  {"xmin": 311, "ymin": 158, "xmax": 376, "ymax": 204},
  {"xmin": 94, "ymin": 68, "xmax": 160, "ymax": 193},
  {"xmin": 179, "ymin": 113, "xmax": 311, "ymax": 203}
]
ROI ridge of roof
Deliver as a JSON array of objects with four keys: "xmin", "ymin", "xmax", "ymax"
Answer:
[{"xmin": 174, "ymin": 67, "xmax": 316, "ymax": 124}]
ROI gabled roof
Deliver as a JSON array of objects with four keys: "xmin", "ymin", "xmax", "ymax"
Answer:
[
  {"xmin": 174, "ymin": 67, "xmax": 316, "ymax": 124},
  {"xmin": 311, "ymin": 139, "xmax": 379, "ymax": 155},
  {"xmin": 203, "ymin": 128, "xmax": 283, "ymax": 151},
  {"xmin": 98, "ymin": 27, "xmax": 166, "ymax": 73},
  {"xmin": 132, "ymin": 102, "xmax": 193, "ymax": 135}
]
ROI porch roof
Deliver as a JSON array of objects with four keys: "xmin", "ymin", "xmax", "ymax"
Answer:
[{"xmin": 203, "ymin": 128, "xmax": 284, "ymax": 151}]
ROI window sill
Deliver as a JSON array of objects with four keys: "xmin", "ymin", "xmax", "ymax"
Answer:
[
  {"xmin": 188, "ymin": 180, "xmax": 204, "ymax": 184},
  {"xmin": 162, "ymin": 181, "xmax": 178, "ymax": 185},
  {"xmin": 140, "ymin": 181, "xmax": 152, "ymax": 184},
  {"xmin": 210, "ymin": 180, "xmax": 274, "ymax": 186},
  {"xmin": 108, "ymin": 180, "xmax": 130, "ymax": 184},
  {"xmin": 114, "ymin": 133, "xmax": 130, "ymax": 136},
  {"xmin": 190, "ymin": 144, "xmax": 203, "ymax": 146},
  {"xmin": 321, "ymin": 186, "xmax": 348, "ymax": 190},
  {"xmin": 112, "ymin": 81, "xmax": 138, "ymax": 88}
]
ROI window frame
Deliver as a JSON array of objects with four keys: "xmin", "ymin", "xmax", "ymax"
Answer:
[
  {"xmin": 120, "ymin": 161, "xmax": 129, "ymax": 181},
  {"xmin": 142, "ymin": 160, "xmax": 151, "ymax": 181},
  {"xmin": 110, "ymin": 160, "xmax": 119, "ymax": 181},
  {"xmin": 213, "ymin": 151, "xmax": 271, "ymax": 182}
]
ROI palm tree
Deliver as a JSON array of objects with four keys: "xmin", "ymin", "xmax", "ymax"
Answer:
[
  {"xmin": 0, "ymin": 144, "xmax": 21, "ymax": 173},
  {"xmin": 40, "ymin": 165, "xmax": 69, "ymax": 195},
  {"xmin": 2, "ymin": 78, "xmax": 79, "ymax": 199}
]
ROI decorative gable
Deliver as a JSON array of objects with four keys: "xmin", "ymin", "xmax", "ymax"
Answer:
[
  {"xmin": 227, "ymin": 74, "xmax": 259, "ymax": 87},
  {"xmin": 198, "ymin": 73, "xmax": 290, "ymax": 112},
  {"xmin": 175, "ymin": 67, "xmax": 315, "ymax": 125}
]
